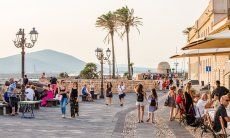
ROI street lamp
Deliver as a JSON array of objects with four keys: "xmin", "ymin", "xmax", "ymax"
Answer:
[
  {"xmin": 13, "ymin": 28, "xmax": 38, "ymax": 100},
  {"xmin": 95, "ymin": 47, "xmax": 111, "ymax": 98}
]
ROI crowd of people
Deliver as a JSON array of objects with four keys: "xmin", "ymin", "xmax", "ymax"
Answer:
[
  {"xmin": 0, "ymin": 74, "xmax": 80, "ymax": 118},
  {"xmin": 1, "ymin": 73, "xmax": 230, "ymax": 136},
  {"xmin": 0, "ymin": 74, "xmax": 130, "ymax": 118},
  {"xmin": 163, "ymin": 80, "xmax": 230, "ymax": 135}
]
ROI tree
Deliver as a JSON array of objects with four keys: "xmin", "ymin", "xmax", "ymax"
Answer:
[
  {"xmin": 96, "ymin": 11, "xmax": 118, "ymax": 79},
  {"xmin": 59, "ymin": 72, "xmax": 68, "ymax": 78},
  {"xmin": 129, "ymin": 62, "xmax": 134, "ymax": 78},
  {"xmin": 79, "ymin": 63, "xmax": 98, "ymax": 79},
  {"xmin": 116, "ymin": 6, "xmax": 142, "ymax": 80}
]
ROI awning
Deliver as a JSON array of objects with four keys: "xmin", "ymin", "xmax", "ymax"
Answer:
[
  {"xmin": 181, "ymin": 30, "xmax": 230, "ymax": 50},
  {"xmin": 170, "ymin": 48, "xmax": 230, "ymax": 59}
]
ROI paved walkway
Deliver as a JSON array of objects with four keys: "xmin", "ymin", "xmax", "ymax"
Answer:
[
  {"xmin": 0, "ymin": 92, "xmax": 194, "ymax": 138},
  {"xmin": 0, "ymin": 94, "xmax": 137, "ymax": 138}
]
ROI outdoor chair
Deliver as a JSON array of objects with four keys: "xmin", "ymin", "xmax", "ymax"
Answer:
[
  {"xmin": 193, "ymin": 108, "xmax": 208, "ymax": 135},
  {"xmin": 205, "ymin": 112, "xmax": 219, "ymax": 138},
  {"xmin": 219, "ymin": 116, "xmax": 230, "ymax": 138}
]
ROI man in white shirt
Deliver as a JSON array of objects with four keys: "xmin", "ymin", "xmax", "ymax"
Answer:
[
  {"xmin": 25, "ymin": 85, "xmax": 35, "ymax": 101},
  {"xmin": 195, "ymin": 93, "xmax": 213, "ymax": 118},
  {"xmin": 117, "ymin": 82, "xmax": 125, "ymax": 106}
]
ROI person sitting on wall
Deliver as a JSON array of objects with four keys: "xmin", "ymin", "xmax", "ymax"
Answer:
[{"xmin": 81, "ymin": 84, "xmax": 92, "ymax": 101}]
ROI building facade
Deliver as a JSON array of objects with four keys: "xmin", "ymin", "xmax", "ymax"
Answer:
[{"xmin": 185, "ymin": 0, "xmax": 230, "ymax": 88}]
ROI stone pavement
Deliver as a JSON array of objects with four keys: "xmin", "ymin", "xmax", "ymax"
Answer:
[
  {"xmin": 133, "ymin": 92, "xmax": 194, "ymax": 138},
  {"xmin": 0, "ymin": 93, "xmax": 138, "ymax": 138},
  {"xmin": 0, "ymin": 91, "xmax": 194, "ymax": 138}
]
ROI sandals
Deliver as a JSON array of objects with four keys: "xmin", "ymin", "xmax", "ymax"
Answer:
[{"xmin": 146, "ymin": 118, "xmax": 150, "ymax": 122}]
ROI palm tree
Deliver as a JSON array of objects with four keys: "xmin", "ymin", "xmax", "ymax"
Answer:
[
  {"xmin": 116, "ymin": 6, "xmax": 142, "ymax": 80},
  {"xmin": 96, "ymin": 11, "xmax": 118, "ymax": 79}
]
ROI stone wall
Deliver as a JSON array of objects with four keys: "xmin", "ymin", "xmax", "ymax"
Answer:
[{"xmin": 66, "ymin": 79, "xmax": 159, "ymax": 94}]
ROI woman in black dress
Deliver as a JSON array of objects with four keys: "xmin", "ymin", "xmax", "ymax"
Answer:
[
  {"xmin": 184, "ymin": 82, "xmax": 196, "ymax": 125},
  {"xmin": 70, "ymin": 82, "xmax": 79, "ymax": 118},
  {"xmin": 184, "ymin": 82, "xmax": 193, "ymax": 114},
  {"xmin": 105, "ymin": 82, "xmax": 113, "ymax": 105}
]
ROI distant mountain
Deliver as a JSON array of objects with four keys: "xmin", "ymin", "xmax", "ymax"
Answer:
[
  {"xmin": 115, "ymin": 64, "xmax": 156, "ymax": 74},
  {"xmin": 0, "ymin": 49, "xmax": 156, "ymax": 75},
  {"xmin": 0, "ymin": 49, "xmax": 86, "ymax": 74}
]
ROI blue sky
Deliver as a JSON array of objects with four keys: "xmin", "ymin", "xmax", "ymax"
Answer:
[{"xmin": 0, "ymin": 0, "xmax": 209, "ymax": 69}]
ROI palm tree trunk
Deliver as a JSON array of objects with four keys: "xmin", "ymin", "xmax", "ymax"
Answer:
[
  {"xmin": 111, "ymin": 32, "xmax": 116, "ymax": 79},
  {"xmin": 126, "ymin": 28, "xmax": 131, "ymax": 80}
]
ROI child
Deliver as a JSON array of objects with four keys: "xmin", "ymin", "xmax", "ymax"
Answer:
[
  {"xmin": 146, "ymin": 89, "xmax": 158, "ymax": 123},
  {"xmin": 174, "ymin": 89, "xmax": 185, "ymax": 121}
]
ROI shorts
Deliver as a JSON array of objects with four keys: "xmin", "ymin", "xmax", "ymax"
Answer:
[
  {"xmin": 136, "ymin": 101, "xmax": 144, "ymax": 106},
  {"xmin": 9, "ymin": 97, "xmax": 18, "ymax": 107},
  {"xmin": 119, "ymin": 94, "xmax": 125, "ymax": 100}
]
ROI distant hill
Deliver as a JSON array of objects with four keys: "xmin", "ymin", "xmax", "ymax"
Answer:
[
  {"xmin": 0, "ymin": 49, "xmax": 156, "ymax": 75},
  {"xmin": 0, "ymin": 49, "xmax": 86, "ymax": 74}
]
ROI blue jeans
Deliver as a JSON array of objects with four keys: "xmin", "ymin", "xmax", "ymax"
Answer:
[{"xmin": 60, "ymin": 98, "xmax": 67, "ymax": 115}]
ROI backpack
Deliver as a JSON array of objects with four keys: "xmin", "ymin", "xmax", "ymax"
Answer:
[
  {"xmin": 150, "ymin": 98, "xmax": 156, "ymax": 106},
  {"xmin": 137, "ymin": 92, "xmax": 144, "ymax": 102}
]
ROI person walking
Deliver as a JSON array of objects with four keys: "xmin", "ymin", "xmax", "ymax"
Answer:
[
  {"xmin": 70, "ymin": 82, "xmax": 79, "ymax": 118},
  {"xmin": 105, "ymin": 82, "xmax": 113, "ymax": 105},
  {"xmin": 117, "ymin": 81, "xmax": 126, "ymax": 106},
  {"xmin": 146, "ymin": 88, "xmax": 158, "ymax": 123},
  {"xmin": 167, "ymin": 86, "xmax": 176, "ymax": 121},
  {"xmin": 58, "ymin": 80, "xmax": 68, "ymax": 118},
  {"xmin": 135, "ymin": 83, "xmax": 147, "ymax": 123}
]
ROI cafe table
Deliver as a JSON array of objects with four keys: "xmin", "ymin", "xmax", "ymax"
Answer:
[{"xmin": 19, "ymin": 101, "xmax": 40, "ymax": 118}]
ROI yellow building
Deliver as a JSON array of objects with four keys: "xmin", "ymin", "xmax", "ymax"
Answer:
[{"xmin": 181, "ymin": 0, "xmax": 230, "ymax": 88}]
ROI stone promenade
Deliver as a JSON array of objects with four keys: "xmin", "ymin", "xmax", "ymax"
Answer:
[{"xmin": 0, "ymin": 92, "xmax": 195, "ymax": 138}]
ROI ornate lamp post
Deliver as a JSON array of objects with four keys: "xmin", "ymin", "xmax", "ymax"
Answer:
[
  {"xmin": 107, "ymin": 59, "xmax": 112, "ymax": 79},
  {"xmin": 95, "ymin": 48, "xmax": 111, "ymax": 98},
  {"xmin": 13, "ymin": 28, "xmax": 38, "ymax": 100}
]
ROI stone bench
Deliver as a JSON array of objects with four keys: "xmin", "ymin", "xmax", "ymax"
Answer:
[
  {"xmin": 92, "ymin": 93, "xmax": 99, "ymax": 100},
  {"xmin": 0, "ymin": 103, "xmax": 10, "ymax": 115},
  {"xmin": 46, "ymin": 99, "xmax": 59, "ymax": 107},
  {"xmin": 79, "ymin": 95, "xmax": 87, "ymax": 101}
]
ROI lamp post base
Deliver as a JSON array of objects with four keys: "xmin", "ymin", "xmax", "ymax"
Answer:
[{"xmin": 99, "ymin": 93, "xmax": 104, "ymax": 99}]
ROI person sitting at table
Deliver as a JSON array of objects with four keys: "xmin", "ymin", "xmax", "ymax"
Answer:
[
  {"xmin": 211, "ymin": 80, "xmax": 229, "ymax": 101},
  {"xmin": 213, "ymin": 95, "xmax": 230, "ymax": 133},
  {"xmin": 212, "ymin": 94, "xmax": 220, "ymax": 110},
  {"xmin": 195, "ymin": 93, "xmax": 213, "ymax": 118},
  {"xmin": 25, "ymin": 85, "xmax": 35, "ymax": 101}
]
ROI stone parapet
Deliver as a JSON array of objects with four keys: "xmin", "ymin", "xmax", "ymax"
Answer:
[{"xmin": 63, "ymin": 79, "xmax": 158, "ymax": 94}]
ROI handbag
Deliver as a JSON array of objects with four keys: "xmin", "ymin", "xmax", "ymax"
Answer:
[
  {"xmin": 58, "ymin": 94, "xmax": 63, "ymax": 101},
  {"xmin": 164, "ymin": 95, "xmax": 169, "ymax": 106}
]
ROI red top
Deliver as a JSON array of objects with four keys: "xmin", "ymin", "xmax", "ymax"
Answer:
[{"xmin": 176, "ymin": 95, "xmax": 183, "ymax": 104}]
